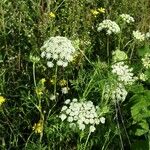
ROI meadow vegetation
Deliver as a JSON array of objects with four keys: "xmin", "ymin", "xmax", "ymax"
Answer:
[{"xmin": 0, "ymin": 0, "xmax": 150, "ymax": 149}]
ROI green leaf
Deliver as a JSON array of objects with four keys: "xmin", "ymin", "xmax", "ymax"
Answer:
[
  {"xmin": 137, "ymin": 44, "xmax": 150, "ymax": 57},
  {"xmin": 135, "ymin": 120, "xmax": 149, "ymax": 136}
]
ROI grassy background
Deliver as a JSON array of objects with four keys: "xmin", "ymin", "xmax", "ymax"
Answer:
[{"xmin": 0, "ymin": 0, "xmax": 150, "ymax": 149}]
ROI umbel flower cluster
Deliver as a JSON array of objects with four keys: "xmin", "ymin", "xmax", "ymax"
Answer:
[
  {"xmin": 112, "ymin": 62, "xmax": 136, "ymax": 85},
  {"xmin": 133, "ymin": 30, "xmax": 145, "ymax": 42},
  {"xmin": 97, "ymin": 19, "xmax": 120, "ymax": 35},
  {"xmin": 59, "ymin": 99, "xmax": 105, "ymax": 132},
  {"xmin": 120, "ymin": 14, "xmax": 134, "ymax": 24},
  {"xmin": 142, "ymin": 53, "xmax": 150, "ymax": 69},
  {"xmin": 40, "ymin": 36, "xmax": 76, "ymax": 68},
  {"xmin": 104, "ymin": 83, "xmax": 127, "ymax": 102}
]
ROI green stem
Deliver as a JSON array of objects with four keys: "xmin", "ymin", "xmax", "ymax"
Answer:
[
  {"xmin": 54, "ymin": 65, "xmax": 58, "ymax": 101},
  {"xmin": 106, "ymin": 36, "xmax": 110, "ymax": 64},
  {"xmin": 33, "ymin": 62, "xmax": 36, "ymax": 87},
  {"xmin": 83, "ymin": 132, "xmax": 91, "ymax": 150}
]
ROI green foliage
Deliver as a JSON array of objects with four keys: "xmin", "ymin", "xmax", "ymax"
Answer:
[
  {"xmin": 0, "ymin": 0, "xmax": 150, "ymax": 149},
  {"xmin": 130, "ymin": 90, "xmax": 150, "ymax": 136}
]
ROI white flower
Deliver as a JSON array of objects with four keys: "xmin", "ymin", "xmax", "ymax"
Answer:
[
  {"xmin": 57, "ymin": 60, "xmax": 63, "ymax": 66},
  {"xmin": 46, "ymin": 53, "xmax": 51, "ymax": 59},
  {"xmin": 142, "ymin": 53, "xmax": 150, "ymax": 69},
  {"xmin": 89, "ymin": 118, "xmax": 94, "ymax": 124},
  {"xmin": 120, "ymin": 14, "xmax": 134, "ymax": 23},
  {"xmin": 133, "ymin": 30, "xmax": 145, "ymax": 42},
  {"xmin": 89, "ymin": 126, "xmax": 96, "ymax": 132},
  {"xmin": 97, "ymin": 19, "xmax": 120, "ymax": 35},
  {"xmin": 72, "ymin": 98, "xmax": 78, "ymax": 102},
  {"xmin": 100, "ymin": 117, "xmax": 106, "ymax": 124},
  {"xmin": 61, "ymin": 106, "xmax": 68, "ymax": 111},
  {"xmin": 50, "ymin": 94, "xmax": 56, "ymax": 100},
  {"xmin": 59, "ymin": 99, "xmax": 104, "ymax": 131},
  {"xmin": 61, "ymin": 87, "xmax": 69, "ymax": 94},
  {"xmin": 41, "ymin": 51, "xmax": 46, "ymax": 58},
  {"xmin": 64, "ymin": 99, "xmax": 70, "ymax": 104},
  {"xmin": 47, "ymin": 61, "xmax": 54, "ymax": 68},
  {"xmin": 67, "ymin": 116, "xmax": 74, "ymax": 122},
  {"xmin": 104, "ymin": 83, "xmax": 128, "ymax": 102},
  {"xmin": 59, "ymin": 114, "xmax": 67, "ymax": 121},
  {"xmin": 112, "ymin": 62, "xmax": 136, "ymax": 85},
  {"xmin": 41, "ymin": 36, "xmax": 75, "ymax": 68},
  {"xmin": 66, "ymin": 109, "xmax": 71, "ymax": 114},
  {"xmin": 79, "ymin": 123, "xmax": 85, "ymax": 131},
  {"xmin": 139, "ymin": 73, "xmax": 148, "ymax": 81},
  {"xmin": 69, "ymin": 123, "xmax": 76, "ymax": 128},
  {"xmin": 145, "ymin": 32, "xmax": 150, "ymax": 39},
  {"xmin": 62, "ymin": 61, "xmax": 68, "ymax": 67},
  {"xmin": 95, "ymin": 119, "xmax": 100, "ymax": 125}
]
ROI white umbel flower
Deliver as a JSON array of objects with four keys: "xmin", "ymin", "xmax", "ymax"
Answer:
[
  {"xmin": 112, "ymin": 62, "xmax": 136, "ymax": 85},
  {"xmin": 47, "ymin": 61, "xmax": 54, "ymax": 68},
  {"xmin": 97, "ymin": 19, "xmax": 120, "ymax": 35},
  {"xmin": 61, "ymin": 87, "xmax": 69, "ymax": 94},
  {"xmin": 133, "ymin": 30, "xmax": 145, "ymax": 42},
  {"xmin": 104, "ymin": 83, "xmax": 128, "ymax": 102},
  {"xmin": 139, "ymin": 73, "xmax": 148, "ymax": 81},
  {"xmin": 120, "ymin": 14, "xmax": 134, "ymax": 23},
  {"xmin": 59, "ymin": 114, "xmax": 67, "ymax": 121},
  {"xmin": 59, "ymin": 99, "xmax": 104, "ymax": 132},
  {"xmin": 142, "ymin": 53, "xmax": 150, "ymax": 69},
  {"xmin": 89, "ymin": 126, "xmax": 96, "ymax": 132},
  {"xmin": 41, "ymin": 36, "xmax": 75, "ymax": 68},
  {"xmin": 100, "ymin": 117, "xmax": 106, "ymax": 124}
]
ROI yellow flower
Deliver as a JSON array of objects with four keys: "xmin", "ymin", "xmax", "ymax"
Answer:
[
  {"xmin": 59, "ymin": 79, "xmax": 67, "ymax": 87},
  {"xmin": 35, "ymin": 88, "xmax": 43, "ymax": 96},
  {"xmin": 41, "ymin": 78, "xmax": 46, "ymax": 84},
  {"xmin": 49, "ymin": 12, "xmax": 55, "ymax": 18},
  {"xmin": 98, "ymin": 7, "xmax": 105, "ymax": 13},
  {"xmin": 32, "ymin": 119, "xmax": 43, "ymax": 134},
  {"xmin": 0, "ymin": 96, "xmax": 5, "ymax": 106},
  {"xmin": 91, "ymin": 9, "xmax": 99, "ymax": 16}
]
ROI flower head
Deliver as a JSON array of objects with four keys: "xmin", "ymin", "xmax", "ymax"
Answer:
[
  {"xmin": 49, "ymin": 12, "xmax": 55, "ymax": 18},
  {"xmin": 98, "ymin": 7, "xmax": 105, "ymax": 13},
  {"xmin": 59, "ymin": 99, "xmax": 104, "ymax": 132},
  {"xmin": 41, "ymin": 36, "xmax": 75, "ymax": 68},
  {"xmin": 142, "ymin": 53, "xmax": 150, "ymax": 69},
  {"xmin": 0, "ymin": 96, "xmax": 5, "ymax": 106},
  {"xmin": 112, "ymin": 62, "xmax": 136, "ymax": 85},
  {"xmin": 120, "ymin": 14, "xmax": 134, "ymax": 24},
  {"xmin": 133, "ymin": 30, "xmax": 145, "ymax": 42},
  {"xmin": 97, "ymin": 19, "xmax": 120, "ymax": 35},
  {"xmin": 32, "ymin": 119, "xmax": 43, "ymax": 134}
]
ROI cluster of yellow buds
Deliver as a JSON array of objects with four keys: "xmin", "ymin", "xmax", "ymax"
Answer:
[
  {"xmin": 32, "ymin": 119, "xmax": 43, "ymax": 134},
  {"xmin": 49, "ymin": 12, "xmax": 55, "ymax": 18},
  {"xmin": 0, "ymin": 96, "xmax": 5, "ymax": 106},
  {"xmin": 91, "ymin": 7, "xmax": 105, "ymax": 16},
  {"xmin": 59, "ymin": 79, "xmax": 67, "ymax": 87},
  {"xmin": 35, "ymin": 78, "xmax": 46, "ymax": 96}
]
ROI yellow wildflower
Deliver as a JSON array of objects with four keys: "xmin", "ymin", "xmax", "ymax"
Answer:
[
  {"xmin": 41, "ymin": 78, "xmax": 46, "ymax": 84},
  {"xmin": 59, "ymin": 79, "xmax": 67, "ymax": 87},
  {"xmin": 35, "ymin": 88, "xmax": 43, "ymax": 96},
  {"xmin": 0, "ymin": 96, "xmax": 5, "ymax": 106},
  {"xmin": 98, "ymin": 7, "xmax": 105, "ymax": 13},
  {"xmin": 32, "ymin": 119, "xmax": 43, "ymax": 134},
  {"xmin": 49, "ymin": 12, "xmax": 55, "ymax": 18},
  {"xmin": 91, "ymin": 9, "xmax": 99, "ymax": 16}
]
